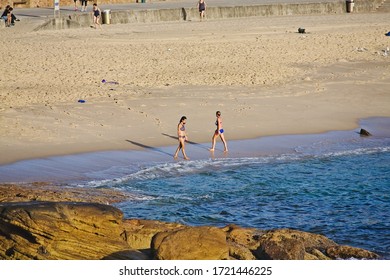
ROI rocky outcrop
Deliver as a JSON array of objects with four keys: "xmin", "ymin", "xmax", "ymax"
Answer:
[
  {"xmin": 0, "ymin": 183, "xmax": 130, "ymax": 204},
  {"xmin": 0, "ymin": 184, "xmax": 381, "ymax": 260},
  {"xmin": 0, "ymin": 202, "xmax": 146, "ymax": 260},
  {"xmin": 253, "ymin": 228, "xmax": 338, "ymax": 260},
  {"xmin": 326, "ymin": 245, "xmax": 380, "ymax": 260}
]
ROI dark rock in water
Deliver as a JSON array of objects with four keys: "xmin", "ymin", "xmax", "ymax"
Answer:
[{"xmin": 359, "ymin": 128, "xmax": 372, "ymax": 136}]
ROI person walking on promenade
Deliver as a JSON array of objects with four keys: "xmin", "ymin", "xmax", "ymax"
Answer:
[
  {"xmin": 210, "ymin": 111, "xmax": 228, "ymax": 152},
  {"xmin": 174, "ymin": 116, "xmax": 190, "ymax": 160},
  {"xmin": 92, "ymin": 3, "xmax": 102, "ymax": 29},
  {"xmin": 197, "ymin": 0, "xmax": 206, "ymax": 21}
]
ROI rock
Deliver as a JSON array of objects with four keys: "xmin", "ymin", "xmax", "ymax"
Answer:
[
  {"xmin": 228, "ymin": 241, "xmax": 257, "ymax": 260},
  {"xmin": 254, "ymin": 229, "xmax": 338, "ymax": 260},
  {"xmin": 306, "ymin": 248, "xmax": 332, "ymax": 260},
  {"xmin": 257, "ymin": 236, "xmax": 306, "ymax": 260},
  {"xmin": 224, "ymin": 224, "xmax": 265, "ymax": 250},
  {"xmin": 359, "ymin": 128, "xmax": 372, "ymax": 136},
  {"xmin": 0, "ymin": 202, "xmax": 140, "ymax": 260},
  {"xmin": 326, "ymin": 245, "xmax": 379, "ymax": 260},
  {"xmin": 102, "ymin": 250, "xmax": 150, "ymax": 260},
  {"xmin": 151, "ymin": 226, "xmax": 229, "ymax": 260},
  {"xmin": 123, "ymin": 219, "xmax": 186, "ymax": 250},
  {"xmin": 0, "ymin": 183, "xmax": 130, "ymax": 204}
]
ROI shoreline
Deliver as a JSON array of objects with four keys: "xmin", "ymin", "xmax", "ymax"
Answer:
[
  {"xmin": 1, "ymin": 12, "xmax": 390, "ymax": 166},
  {"xmin": 1, "ymin": 116, "xmax": 388, "ymax": 184}
]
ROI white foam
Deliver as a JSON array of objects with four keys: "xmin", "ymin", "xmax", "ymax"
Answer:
[
  {"xmin": 69, "ymin": 143, "xmax": 389, "ymax": 191},
  {"xmin": 320, "ymin": 146, "xmax": 390, "ymax": 158}
]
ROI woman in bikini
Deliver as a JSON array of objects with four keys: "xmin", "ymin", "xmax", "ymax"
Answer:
[
  {"xmin": 210, "ymin": 111, "xmax": 228, "ymax": 152},
  {"xmin": 174, "ymin": 116, "xmax": 190, "ymax": 160}
]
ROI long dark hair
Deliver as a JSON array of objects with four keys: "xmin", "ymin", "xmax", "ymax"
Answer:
[{"xmin": 179, "ymin": 116, "xmax": 187, "ymax": 123}]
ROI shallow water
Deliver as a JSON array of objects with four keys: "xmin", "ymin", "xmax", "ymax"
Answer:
[
  {"xmin": 110, "ymin": 142, "xmax": 390, "ymax": 259},
  {"xmin": 1, "ymin": 117, "xmax": 389, "ymax": 259}
]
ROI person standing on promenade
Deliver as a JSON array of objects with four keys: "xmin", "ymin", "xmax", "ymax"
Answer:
[
  {"xmin": 80, "ymin": 0, "xmax": 88, "ymax": 12},
  {"xmin": 210, "ymin": 111, "xmax": 228, "ymax": 152},
  {"xmin": 73, "ymin": 0, "xmax": 78, "ymax": 11},
  {"xmin": 197, "ymin": 0, "xmax": 206, "ymax": 21},
  {"xmin": 92, "ymin": 3, "xmax": 102, "ymax": 29},
  {"xmin": 174, "ymin": 116, "xmax": 190, "ymax": 160}
]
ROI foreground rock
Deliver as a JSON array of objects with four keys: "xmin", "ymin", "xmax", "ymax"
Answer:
[
  {"xmin": 0, "ymin": 183, "xmax": 130, "ymax": 204},
  {"xmin": 152, "ymin": 226, "xmax": 229, "ymax": 260},
  {"xmin": 0, "ymin": 202, "xmax": 147, "ymax": 260},
  {"xmin": 0, "ymin": 201, "xmax": 380, "ymax": 260}
]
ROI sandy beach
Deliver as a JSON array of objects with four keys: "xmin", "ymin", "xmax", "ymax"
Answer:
[{"xmin": 0, "ymin": 11, "xmax": 389, "ymax": 165}]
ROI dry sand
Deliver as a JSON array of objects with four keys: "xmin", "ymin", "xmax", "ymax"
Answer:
[{"xmin": 0, "ymin": 12, "xmax": 389, "ymax": 165}]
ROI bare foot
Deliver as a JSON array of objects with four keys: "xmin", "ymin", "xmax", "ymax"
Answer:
[
  {"xmin": 209, "ymin": 148, "xmax": 215, "ymax": 151},
  {"xmin": 184, "ymin": 156, "xmax": 190, "ymax": 160}
]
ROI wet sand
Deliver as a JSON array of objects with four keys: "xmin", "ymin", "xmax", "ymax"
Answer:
[{"xmin": 0, "ymin": 116, "xmax": 388, "ymax": 183}]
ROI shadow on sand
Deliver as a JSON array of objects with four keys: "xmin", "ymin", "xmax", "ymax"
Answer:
[
  {"xmin": 161, "ymin": 133, "xmax": 210, "ymax": 151},
  {"xmin": 126, "ymin": 140, "xmax": 172, "ymax": 157}
]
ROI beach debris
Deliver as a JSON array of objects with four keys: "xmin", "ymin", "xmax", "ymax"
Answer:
[
  {"xmin": 359, "ymin": 128, "xmax": 372, "ymax": 136},
  {"xmin": 101, "ymin": 79, "xmax": 119, "ymax": 85},
  {"xmin": 355, "ymin": 47, "xmax": 368, "ymax": 52},
  {"xmin": 78, "ymin": 99, "xmax": 86, "ymax": 103},
  {"xmin": 385, "ymin": 31, "xmax": 390, "ymax": 37},
  {"xmin": 382, "ymin": 47, "xmax": 389, "ymax": 56},
  {"xmin": 298, "ymin": 28, "xmax": 306, "ymax": 34}
]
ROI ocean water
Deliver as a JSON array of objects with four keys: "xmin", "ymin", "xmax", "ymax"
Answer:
[
  {"xmin": 1, "ymin": 118, "xmax": 389, "ymax": 259},
  {"xmin": 69, "ymin": 119, "xmax": 390, "ymax": 259},
  {"xmin": 112, "ymin": 146, "xmax": 389, "ymax": 259}
]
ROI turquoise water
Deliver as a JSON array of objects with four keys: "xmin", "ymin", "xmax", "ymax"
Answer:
[
  {"xmin": 0, "ymin": 118, "xmax": 389, "ymax": 259},
  {"xmin": 111, "ymin": 144, "xmax": 390, "ymax": 259}
]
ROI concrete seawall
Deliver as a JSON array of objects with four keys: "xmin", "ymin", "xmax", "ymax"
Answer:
[{"xmin": 35, "ymin": 1, "xmax": 383, "ymax": 31}]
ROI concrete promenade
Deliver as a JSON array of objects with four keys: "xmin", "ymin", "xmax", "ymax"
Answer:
[
  {"xmin": 6, "ymin": 0, "xmax": 384, "ymax": 29},
  {"xmin": 13, "ymin": 0, "xmax": 341, "ymax": 18}
]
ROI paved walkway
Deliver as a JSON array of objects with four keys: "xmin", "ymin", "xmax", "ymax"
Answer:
[{"xmin": 12, "ymin": 0, "xmax": 340, "ymax": 20}]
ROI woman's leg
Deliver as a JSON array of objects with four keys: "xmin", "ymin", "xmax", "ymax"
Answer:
[
  {"xmin": 180, "ymin": 139, "xmax": 189, "ymax": 160},
  {"xmin": 220, "ymin": 134, "xmax": 228, "ymax": 152},
  {"xmin": 96, "ymin": 16, "xmax": 102, "ymax": 29},
  {"xmin": 174, "ymin": 142, "xmax": 182, "ymax": 158},
  {"xmin": 210, "ymin": 132, "xmax": 217, "ymax": 151}
]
